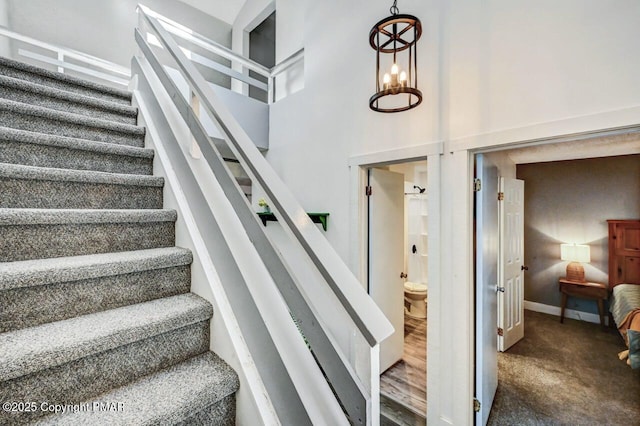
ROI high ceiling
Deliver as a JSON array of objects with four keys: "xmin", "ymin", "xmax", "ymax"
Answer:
[{"xmin": 179, "ymin": 0, "xmax": 247, "ymax": 24}]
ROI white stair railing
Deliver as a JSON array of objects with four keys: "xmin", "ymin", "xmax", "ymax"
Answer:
[
  {"xmin": 140, "ymin": 6, "xmax": 302, "ymax": 104},
  {"xmin": 134, "ymin": 5, "xmax": 393, "ymax": 424},
  {"xmin": 0, "ymin": 25, "xmax": 130, "ymax": 86}
]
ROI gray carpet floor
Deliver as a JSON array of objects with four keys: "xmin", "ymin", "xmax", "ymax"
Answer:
[{"xmin": 488, "ymin": 310, "xmax": 640, "ymax": 425}]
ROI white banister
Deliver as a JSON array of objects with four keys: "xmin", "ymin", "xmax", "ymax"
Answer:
[
  {"xmin": 18, "ymin": 49, "xmax": 129, "ymax": 86},
  {"xmin": 136, "ymin": 5, "xmax": 391, "ymax": 424},
  {"xmin": 139, "ymin": 2, "xmax": 391, "ymax": 356},
  {"xmin": 137, "ymin": 4, "xmax": 303, "ymax": 104},
  {"xmin": 0, "ymin": 25, "xmax": 130, "ymax": 77},
  {"xmin": 138, "ymin": 5, "xmax": 270, "ymax": 78}
]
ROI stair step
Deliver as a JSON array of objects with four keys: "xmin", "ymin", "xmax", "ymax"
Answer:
[
  {"xmin": 0, "ymin": 74, "xmax": 137, "ymax": 124},
  {"xmin": 36, "ymin": 352, "xmax": 239, "ymax": 426},
  {"xmin": 0, "ymin": 247, "xmax": 192, "ymax": 332},
  {"xmin": 0, "ymin": 127, "xmax": 153, "ymax": 175},
  {"xmin": 0, "ymin": 163, "xmax": 164, "ymax": 209},
  {"xmin": 0, "ymin": 294, "xmax": 213, "ymax": 424},
  {"xmin": 0, "ymin": 58, "xmax": 238, "ymax": 425},
  {"xmin": 0, "ymin": 293, "xmax": 212, "ymax": 381},
  {"xmin": 0, "ymin": 98, "xmax": 145, "ymax": 148},
  {"xmin": 0, "ymin": 56, "xmax": 132, "ymax": 105},
  {"xmin": 0, "ymin": 208, "xmax": 176, "ymax": 261}
]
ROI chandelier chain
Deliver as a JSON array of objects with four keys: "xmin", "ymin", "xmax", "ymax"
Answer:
[{"xmin": 390, "ymin": 0, "xmax": 399, "ymax": 15}]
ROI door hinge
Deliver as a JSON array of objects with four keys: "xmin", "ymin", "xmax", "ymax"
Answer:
[
  {"xmin": 473, "ymin": 178, "xmax": 482, "ymax": 192},
  {"xmin": 498, "ymin": 192, "xmax": 504, "ymax": 201},
  {"xmin": 473, "ymin": 398, "xmax": 481, "ymax": 413},
  {"xmin": 365, "ymin": 186, "xmax": 372, "ymax": 196},
  {"xmin": 497, "ymin": 327, "xmax": 504, "ymax": 336}
]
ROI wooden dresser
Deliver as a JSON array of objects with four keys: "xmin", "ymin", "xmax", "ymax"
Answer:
[{"xmin": 608, "ymin": 220, "xmax": 640, "ymax": 286}]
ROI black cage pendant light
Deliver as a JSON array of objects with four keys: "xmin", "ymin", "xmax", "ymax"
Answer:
[{"xmin": 369, "ymin": 0, "xmax": 422, "ymax": 113}]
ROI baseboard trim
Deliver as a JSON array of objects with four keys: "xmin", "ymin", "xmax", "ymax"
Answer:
[{"xmin": 524, "ymin": 300, "xmax": 610, "ymax": 326}]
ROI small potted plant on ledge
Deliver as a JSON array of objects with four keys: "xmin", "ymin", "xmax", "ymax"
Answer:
[{"xmin": 258, "ymin": 198, "xmax": 270, "ymax": 213}]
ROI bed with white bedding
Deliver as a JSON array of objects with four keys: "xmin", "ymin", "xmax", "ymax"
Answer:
[
  {"xmin": 607, "ymin": 219, "xmax": 640, "ymax": 369},
  {"xmin": 609, "ymin": 284, "xmax": 640, "ymax": 369}
]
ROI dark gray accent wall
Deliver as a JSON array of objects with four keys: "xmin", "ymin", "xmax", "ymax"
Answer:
[
  {"xmin": 517, "ymin": 154, "xmax": 640, "ymax": 314},
  {"xmin": 248, "ymin": 11, "xmax": 275, "ymax": 102}
]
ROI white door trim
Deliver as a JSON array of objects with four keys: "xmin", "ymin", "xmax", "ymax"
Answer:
[
  {"xmin": 348, "ymin": 146, "xmax": 441, "ymax": 423},
  {"xmin": 347, "ymin": 142, "xmax": 442, "ymax": 287},
  {"xmin": 447, "ymin": 108, "xmax": 640, "ymax": 153},
  {"xmin": 475, "ymin": 154, "xmax": 499, "ymax": 425},
  {"xmin": 348, "ymin": 142, "xmax": 443, "ymax": 168}
]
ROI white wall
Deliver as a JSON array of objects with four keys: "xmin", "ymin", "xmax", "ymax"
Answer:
[
  {"xmin": 266, "ymin": 0, "xmax": 640, "ymax": 424},
  {"xmin": 270, "ymin": 0, "xmax": 640, "ymax": 257},
  {"xmin": 449, "ymin": 1, "xmax": 640, "ymax": 141},
  {"xmin": 6, "ymin": 0, "xmax": 232, "ymax": 68},
  {"xmin": 179, "ymin": 0, "xmax": 245, "ymax": 25},
  {"xmin": 0, "ymin": 0, "xmax": 9, "ymax": 57},
  {"xmin": 269, "ymin": 0, "xmax": 441, "ymax": 260}
]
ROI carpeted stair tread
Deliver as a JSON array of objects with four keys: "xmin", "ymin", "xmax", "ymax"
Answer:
[
  {"xmin": 0, "ymin": 127, "xmax": 152, "ymax": 159},
  {"xmin": 35, "ymin": 352, "xmax": 239, "ymax": 426},
  {"xmin": 0, "ymin": 163, "xmax": 164, "ymax": 210},
  {"xmin": 0, "ymin": 293, "xmax": 213, "ymax": 382},
  {"xmin": 0, "ymin": 98, "xmax": 145, "ymax": 147},
  {"xmin": 0, "ymin": 208, "xmax": 176, "ymax": 261},
  {"xmin": 0, "ymin": 208, "xmax": 176, "ymax": 226},
  {"xmin": 0, "ymin": 162, "xmax": 163, "ymax": 187},
  {"xmin": 0, "ymin": 58, "xmax": 237, "ymax": 423},
  {"xmin": 0, "ymin": 126, "xmax": 153, "ymax": 175},
  {"xmin": 0, "ymin": 74, "xmax": 137, "ymax": 124},
  {"xmin": 0, "ymin": 56, "xmax": 131, "ymax": 104},
  {"xmin": 0, "ymin": 246, "xmax": 190, "ymax": 291}
]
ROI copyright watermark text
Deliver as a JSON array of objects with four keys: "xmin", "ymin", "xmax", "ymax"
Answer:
[{"xmin": 2, "ymin": 401, "xmax": 125, "ymax": 414}]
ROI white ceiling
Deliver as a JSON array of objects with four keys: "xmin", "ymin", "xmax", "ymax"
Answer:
[{"xmin": 178, "ymin": 0, "xmax": 247, "ymax": 24}]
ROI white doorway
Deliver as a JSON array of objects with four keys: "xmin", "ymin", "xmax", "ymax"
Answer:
[
  {"xmin": 474, "ymin": 131, "xmax": 640, "ymax": 425},
  {"xmin": 364, "ymin": 160, "xmax": 429, "ymax": 422},
  {"xmin": 474, "ymin": 154, "xmax": 499, "ymax": 426},
  {"xmin": 348, "ymin": 144, "xmax": 441, "ymax": 423}
]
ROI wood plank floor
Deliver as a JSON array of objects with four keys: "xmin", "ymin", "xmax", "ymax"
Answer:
[{"xmin": 380, "ymin": 316, "xmax": 427, "ymax": 416}]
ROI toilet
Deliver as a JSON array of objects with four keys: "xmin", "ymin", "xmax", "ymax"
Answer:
[{"xmin": 404, "ymin": 281, "xmax": 427, "ymax": 319}]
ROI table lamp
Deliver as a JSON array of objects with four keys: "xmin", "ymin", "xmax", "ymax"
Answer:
[{"xmin": 560, "ymin": 243, "xmax": 590, "ymax": 282}]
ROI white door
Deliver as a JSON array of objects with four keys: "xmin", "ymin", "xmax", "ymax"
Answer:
[
  {"xmin": 498, "ymin": 177, "xmax": 525, "ymax": 352},
  {"xmin": 368, "ymin": 168, "xmax": 405, "ymax": 372},
  {"xmin": 475, "ymin": 155, "xmax": 499, "ymax": 425}
]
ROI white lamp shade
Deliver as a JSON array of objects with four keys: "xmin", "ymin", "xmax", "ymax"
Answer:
[{"xmin": 560, "ymin": 243, "xmax": 590, "ymax": 263}]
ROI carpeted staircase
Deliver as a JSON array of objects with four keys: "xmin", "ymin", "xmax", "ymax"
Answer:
[{"xmin": 0, "ymin": 57, "xmax": 239, "ymax": 425}]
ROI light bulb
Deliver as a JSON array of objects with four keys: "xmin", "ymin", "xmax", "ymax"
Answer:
[
  {"xmin": 399, "ymin": 71, "xmax": 407, "ymax": 82},
  {"xmin": 391, "ymin": 63, "xmax": 399, "ymax": 75},
  {"xmin": 383, "ymin": 73, "xmax": 391, "ymax": 84}
]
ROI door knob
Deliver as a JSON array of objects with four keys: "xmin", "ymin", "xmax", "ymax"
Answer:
[
  {"xmin": 521, "ymin": 265, "xmax": 529, "ymax": 271},
  {"xmin": 400, "ymin": 272, "xmax": 408, "ymax": 279},
  {"xmin": 496, "ymin": 286, "xmax": 505, "ymax": 293}
]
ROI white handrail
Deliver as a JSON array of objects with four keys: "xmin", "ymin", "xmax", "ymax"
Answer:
[
  {"xmin": 143, "ymin": 10, "xmax": 391, "ymax": 345},
  {"xmin": 0, "ymin": 25, "xmax": 130, "ymax": 77},
  {"xmin": 18, "ymin": 49, "xmax": 129, "ymax": 86},
  {"xmin": 138, "ymin": 4, "xmax": 303, "ymax": 104},
  {"xmin": 138, "ymin": 5, "xmax": 270, "ymax": 78},
  {"xmin": 137, "ymin": 6, "xmax": 392, "ymax": 424},
  {"xmin": 271, "ymin": 48, "xmax": 304, "ymax": 77}
]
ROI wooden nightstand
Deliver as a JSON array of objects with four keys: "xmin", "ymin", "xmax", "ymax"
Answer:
[{"xmin": 558, "ymin": 278, "xmax": 608, "ymax": 327}]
